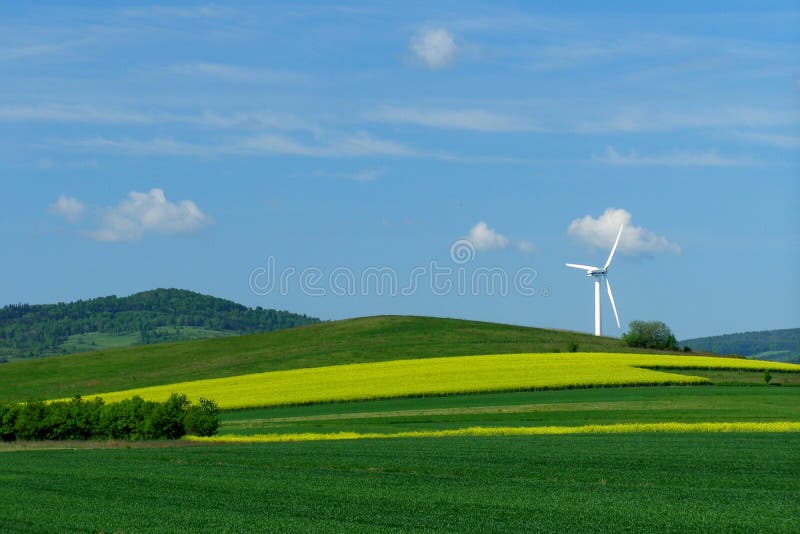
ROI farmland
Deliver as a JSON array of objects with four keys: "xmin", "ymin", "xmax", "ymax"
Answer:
[
  {"xmin": 0, "ymin": 316, "xmax": 665, "ymax": 402},
  {"xmin": 88, "ymin": 352, "xmax": 799, "ymax": 409},
  {"xmin": 212, "ymin": 386, "xmax": 800, "ymax": 436},
  {"xmin": 2, "ymin": 316, "xmax": 800, "ymax": 532},
  {"xmin": 1, "ymin": 434, "xmax": 798, "ymax": 532}
]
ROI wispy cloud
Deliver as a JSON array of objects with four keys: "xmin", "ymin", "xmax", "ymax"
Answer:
[
  {"xmin": 0, "ymin": 104, "xmax": 156, "ymax": 123},
  {"xmin": 0, "ymin": 104, "xmax": 320, "ymax": 135},
  {"xmin": 568, "ymin": 208, "xmax": 680, "ymax": 256},
  {"xmin": 410, "ymin": 28, "xmax": 458, "ymax": 69},
  {"xmin": 600, "ymin": 146, "xmax": 756, "ymax": 167},
  {"xmin": 120, "ymin": 5, "xmax": 230, "ymax": 18},
  {"xmin": 238, "ymin": 132, "xmax": 421, "ymax": 158},
  {"xmin": 731, "ymin": 131, "xmax": 800, "ymax": 150},
  {"xmin": 58, "ymin": 132, "xmax": 452, "ymax": 160},
  {"xmin": 369, "ymin": 106, "xmax": 538, "ymax": 132},
  {"xmin": 61, "ymin": 137, "xmax": 209, "ymax": 156},
  {"xmin": 313, "ymin": 168, "xmax": 387, "ymax": 182},
  {"xmin": 195, "ymin": 111, "xmax": 319, "ymax": 133},
  {"xmin": 0, "ymin": 42, "xmax": 70, "ymax": 60},
  {"xmin": 576, "ymin": 106, "xmax": 798, "ymax": 134},
  {"xmin": 172, "ymin": 63, "xmax": 307, "ymax": 83}
]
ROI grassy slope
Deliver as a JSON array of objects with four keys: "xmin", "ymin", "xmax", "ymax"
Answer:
[
  {"xmin": 0, "ymin": 316, "xmax": 642, "ymax": 402},
  {"xmin": 2, "ymin": 435, "xmax": 797, "ymax": 532}
]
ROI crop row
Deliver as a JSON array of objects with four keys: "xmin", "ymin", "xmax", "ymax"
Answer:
[{"xmin": 187, "ymin": 421, "xmax": 800, "ymax": 443}]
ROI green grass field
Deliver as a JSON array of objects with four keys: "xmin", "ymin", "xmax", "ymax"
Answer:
[
  {"xmin": 0, "ymin": 316, "xmax": 666, "ymax": 402},
  {"xmin": 1, "ymin": 434, "xmax": 797, "ymax": 532}
]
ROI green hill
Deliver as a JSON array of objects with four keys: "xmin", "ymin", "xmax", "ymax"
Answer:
[
  {"xmin": 0, "ymin": 288, "xmax": 319, "ymax": 361},
  {"xmin": 0, "ymin": 315, "xmax": 651, "ymax": 402},
  {"xmin": 681, "ymin": 328, "xmax": 800, "ymax": 363}
]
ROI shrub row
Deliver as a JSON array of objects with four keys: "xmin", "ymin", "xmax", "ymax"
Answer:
[{"xmin": 0, "ymin": 394, "xmax": 219, "ymax": 441}]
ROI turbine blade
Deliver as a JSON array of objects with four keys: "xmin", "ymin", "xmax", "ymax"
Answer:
[
  {"xmin": 566, "ymin": 263, "xmax": 599, "ymax": 271},
  {"xmin": 603, "ymin": 224, "xmax": 624, "ymax": 270},
  {"xmin": 605, "ymin": 277, "xmax": 621, "ymax": 328}
]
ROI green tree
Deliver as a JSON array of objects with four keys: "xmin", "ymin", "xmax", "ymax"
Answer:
[{"xmin": 622, "ymin": 321, "xmax": 679, "ymax": 351}]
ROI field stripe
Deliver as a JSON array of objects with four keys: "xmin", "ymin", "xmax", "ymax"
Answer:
[
  {"xmin": 187, "ymin": 421, "xmax": 800, "ymax": 443},
  {"xmin": 75, "ymin": 352, "xmax": 800, "ymax": 410}
]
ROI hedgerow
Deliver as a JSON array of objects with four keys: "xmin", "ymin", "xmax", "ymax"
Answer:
[{"xmin": 0, "ymin": 394, "xmax": 219, "ymax": 441}]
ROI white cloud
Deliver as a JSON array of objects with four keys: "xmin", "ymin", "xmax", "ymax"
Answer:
[
  {"xmin": 517, "ymin": 240, "xmax": 536, "ymax": 254},
  {"xmin": 601, "ymin": 146, "xmax": 755, "ymax": 167},
  {"xmin": 369, "ymin": 106, "xmax": 537, "ymax": 132},
  {"xmin": 467, "ymin": 221, "xmax": 509, "ymax": 251},
  {"xmin": 49, "ymin": 194, "xmax": 84, "ymax": 221},
  {"xmin": 410, "ymin": 28, "xmax": 458, "ymax": 69},
  {"xmin": 90, "ymin": 188, "xmax": 212, "ymax": 242},
  {"xmin": 568, "ymin": 208, "xmax": 680, "ymax": 256}
]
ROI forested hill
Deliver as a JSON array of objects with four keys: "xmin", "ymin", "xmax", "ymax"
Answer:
[
  {"xmin": 0, "ymin": 289, "xmax": 320, "ymax": 361},
  {"xmin": 681, "ymin": 328, "xmax": 800, "ymax": 363}
]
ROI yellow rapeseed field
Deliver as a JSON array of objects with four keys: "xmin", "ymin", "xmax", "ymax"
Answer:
[
  {"xmin": 186, "ymin": 421, "xmax": 800, "ymax": 443},
  {"xmin": 83, "ymin": 352, "xmax": 800, "ymax": 410}
]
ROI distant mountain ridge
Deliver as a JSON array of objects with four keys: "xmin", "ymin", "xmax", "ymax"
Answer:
[
  {"xmin": 681, "ymin": 328, "xmax": 800, "ymax": 363},
  {"xmin": 0, "ymin": 288, "xmax": 320, "ymax": 361}
]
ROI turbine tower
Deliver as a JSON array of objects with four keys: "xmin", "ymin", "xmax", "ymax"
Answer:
[{"xmin": 566, "ymin": 225, "xmax": 624, "ymax": 336}]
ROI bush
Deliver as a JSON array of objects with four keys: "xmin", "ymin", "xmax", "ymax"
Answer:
[
  {"xmin": 622, "ymin": 321, "xmax": 679, "ymax": 351},
  {"xmin": 0, "ymin": 394, "xmax": 220, "ymax": 442},
  {"xmin": 764, "ymin": 370, "xmax": 772, "ymax": 385},
  {"xmin": 184, "ymin": 398, "xmax": 220, "ymax": 437},
  {"xmin": 567, "ymin": 342, "xmax": 579, "ymax": 353}
]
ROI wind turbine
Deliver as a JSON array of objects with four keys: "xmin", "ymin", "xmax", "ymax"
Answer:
[{"xmin": 566, "ymin": 225, "xmax": 624, "ymax": 336}]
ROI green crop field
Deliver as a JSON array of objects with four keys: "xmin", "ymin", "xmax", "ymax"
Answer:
[{"xmin": 1, "ymin": 434, "xmax": 798, "ymax": 532}]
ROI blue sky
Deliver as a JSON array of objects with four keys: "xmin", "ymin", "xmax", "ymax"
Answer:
[{"xmin": 1, "ymin": 1, "xmax": 798, "ymax": 339}]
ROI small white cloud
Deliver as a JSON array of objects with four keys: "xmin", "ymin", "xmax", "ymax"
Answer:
[
  {"xmin": 50, "ymin": 194, "xmax": 84, "ymax": 221},
  {"xmin": 467, "ymin": 221, "xmax": 509, "ymax": 251},
  {"xmin": 517, "ymin": 240, "xmax": 536, "ymax": 254},
  {"xmin": 411, "ymin": 28, "xmax": 458, "ymax": 69},
  {"xmin": 90, "ymin": 188, "xmax": 212, "ymax": 242},
  {"xmin": 568, "ymin": 208, "xmax": 680, "ymax": 256},
  {"xmin": 601, "ymin": 146, "xmax": 755, "ymax": 167}
]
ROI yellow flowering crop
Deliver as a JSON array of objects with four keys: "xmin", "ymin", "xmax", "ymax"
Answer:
[
  {"xmin": 82, "ymin": 352, "xmax": 800, "ymax": 410},
  {"xmin": 186, "ymin": 421, "xmax": 800, "ymax": 443}
]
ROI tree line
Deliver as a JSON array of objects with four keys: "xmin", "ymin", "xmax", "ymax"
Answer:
[{"xmin": 0, "ymin": 394, "xmax": 219, "ymax": 441}]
